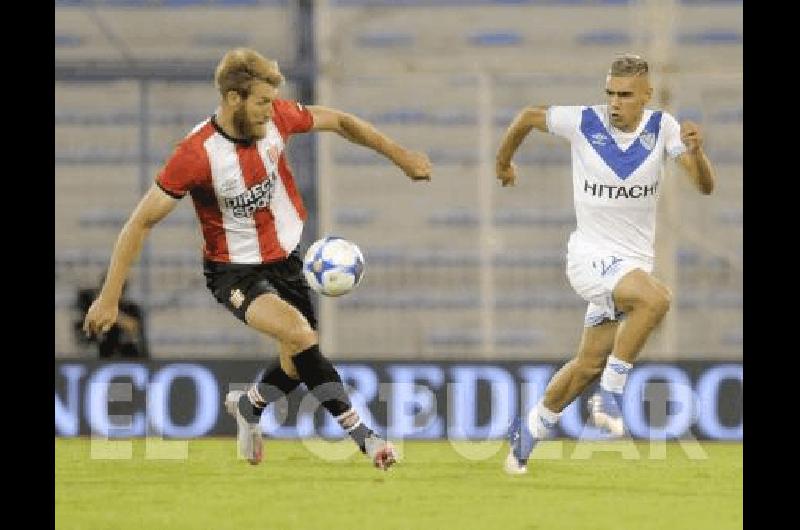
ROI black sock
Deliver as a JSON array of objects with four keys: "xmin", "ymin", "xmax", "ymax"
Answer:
[
  {"xmin": 239, "ymin": 360, "xmax": 301, "ymax": 422},
  {"xmin": 293, "ymin": 345, "xmax": 374, "ymax": 452}
]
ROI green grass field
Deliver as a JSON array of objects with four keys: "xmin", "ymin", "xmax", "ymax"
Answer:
[{"xmin": 56, "ymin": 438, "xmax": 742, "ymax": 530}]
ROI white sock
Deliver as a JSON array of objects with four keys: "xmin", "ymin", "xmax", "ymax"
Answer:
[
  {"xmin": 600, "ymin": 354, "xmax": 633, "ymax": 394},
  {"xmin": 527, "ymin": 401, "xmax": 561, "ymax": 439}
]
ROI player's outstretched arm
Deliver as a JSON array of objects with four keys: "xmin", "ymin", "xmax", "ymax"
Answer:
[
  {"xmin": 83, "ymin": 184, "xmax": 179, "ymax": 337},
  {"xmin": 495, "ymin": 105, "xmax": 548, "ymax": 187},
  {"xmin": 676, "ymin": 120, "xmax": 715, "ymax": 195},
  {"xmin": 307, "ymin": 105, "xmax": 431, "ymax": 181}
]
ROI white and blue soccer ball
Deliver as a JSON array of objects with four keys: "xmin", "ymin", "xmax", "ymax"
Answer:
[{"xmin": 302, "ymin": 236, "xmax": 366, "ymax": 297}]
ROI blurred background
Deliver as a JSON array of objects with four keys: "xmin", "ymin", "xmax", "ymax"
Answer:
[{"xmin": 54, "ymin": 0, "xmax": 742, "ymax": 363}]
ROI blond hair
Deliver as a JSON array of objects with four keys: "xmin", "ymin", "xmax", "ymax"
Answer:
[
  {"xmin": 214, "ymin": 48, "xmax": 284, "ymax": 98},
  {"xmin": 609, "ymin": 54, "xmax": 649, "ymax": 77}
]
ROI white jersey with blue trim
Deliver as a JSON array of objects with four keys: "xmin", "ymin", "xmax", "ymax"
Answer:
[{"xmin": 547, "ymin": 105, "xmax": 686, "ymax": 262}]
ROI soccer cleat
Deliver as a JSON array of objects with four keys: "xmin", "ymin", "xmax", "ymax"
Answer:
[
  {"xmin": 504, "ymin": 416, "xmax": 533, "ymax": 475},
  {"xmin": 224, "ymin": 390, "xmax": 263, "ymax": 465},
  {"xmin": 364, "ymin": 434, "xmax": 397, "ymax": 471},
  {"xmin": 504, "ymin": 450, "xmax": 528, "ymax": 475},
  {"xmin": 588, "ymin": 389, "xmax": 625, "ymax": 437}
]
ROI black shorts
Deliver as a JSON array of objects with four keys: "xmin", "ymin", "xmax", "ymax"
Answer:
[{"xmin": 203, "ymin": 250, "xmax": 317, "ymax": 329}]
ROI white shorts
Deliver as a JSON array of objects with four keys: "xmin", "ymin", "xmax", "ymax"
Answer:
[{"xmin": 566, "ymin": 235, "xmax": 653, "ymax": 327}]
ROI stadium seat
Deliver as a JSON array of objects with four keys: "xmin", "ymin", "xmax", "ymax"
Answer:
[
  {"xmin": 356, "ymin": 32, "xmax": 414, "ymax": 48},
  {"xmin": 467, "ymin": 31, "xmax": 523, "ymax": 47},
  {"xmin": 678, "ymin": 30, "xmax": 742, "ymax": 45},
  {"xmin": 575, "ymin": 30, "xmax": 630, "ymax": 46}
]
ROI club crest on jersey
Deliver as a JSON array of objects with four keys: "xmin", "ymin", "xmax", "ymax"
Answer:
[
  {"xmin": 229, "ymin": 288, "xmax": 245, "ymax": 309},
  {"xmin": 590, "ymin": 133, "xmax": 608, "ymax": 146},
  {"xmin": 221, "ymin": 179, "xmax": 239, "ymax": 194},
  {"xmin": 639, "ymin": 132, "xmax": 656, "ymax": 151}
]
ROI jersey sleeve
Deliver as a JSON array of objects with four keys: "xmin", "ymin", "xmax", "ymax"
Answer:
[
  {"xmin": 155, "ymin": 139, "xmax": 208, "ymax": 199},
  {"xmin": 662, "ymin": 112, "xmax": 687, "ymax": 160},
  {"xmin": 545, "ymin": 106, "xmax": 583, "ymax": 141},
  {"xmin": 272, "ymin": 99, "xmax": 314, "ymax": 136}
]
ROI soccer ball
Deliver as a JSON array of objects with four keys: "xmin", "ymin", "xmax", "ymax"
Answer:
[{"xmin": 302, "ymin": 236, "xmax": 366, "ymax": 297}]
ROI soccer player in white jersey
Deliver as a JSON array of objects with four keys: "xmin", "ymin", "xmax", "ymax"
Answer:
[
  {"xmin": 83, "ymin": 48, "xmax": 432, "ymax": 470},
  {"xmin": 495, "ymin": 54, "xmax": 716, "ymax": 474}
]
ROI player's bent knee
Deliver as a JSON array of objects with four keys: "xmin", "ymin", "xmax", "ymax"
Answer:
[
  {"xmin": 649, "ymin": 289, "xmax": 671, "ymax": 317},
  {"xmin": 627, "ymin": 288, "xmax": 671, "ymax": 319},
  {"xmin": 286, "ymin": 328, "xmax": 318, "ymax": 354},
  {"xmin": 639, "ymin": 290, "xmax": 672, "ymax": 319}
]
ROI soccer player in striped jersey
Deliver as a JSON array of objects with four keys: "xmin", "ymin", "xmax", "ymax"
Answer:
[
  {"xmin": 83, "ymin": 48, "xmax": 432, "ymax": 470},
  {"xmin": 495, "ymin": 54, "xmax": 716, "ymax": 474}
]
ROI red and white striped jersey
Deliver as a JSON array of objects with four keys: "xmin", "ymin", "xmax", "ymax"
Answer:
[{"xmin": 156, "ymin": 99, "xmax": 313, "ymax": 264}]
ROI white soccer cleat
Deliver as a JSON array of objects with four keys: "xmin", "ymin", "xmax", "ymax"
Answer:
[
  {"xmin": 364, "ymin": 435, "xmax": 397, "ymax": 471},
  {"xmin": 589, "ymin": 391, "xmax": 625, "ymax": 438},
  {"xmin": 504, "ymin": 415, "xmax": 537, "ymax": 475},
  {"xmin": 592, "ymin": 411, "xmax": 625, "ymax": 437},
  {"xmin": 225, "ymin": 390, "xmax": 263, "ymax": 465},
  {"xmin": 504, "ymin": 450, "xmax": 528, "ymax": 475}
]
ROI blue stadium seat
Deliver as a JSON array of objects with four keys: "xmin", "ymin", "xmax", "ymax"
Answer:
[
  {"xmin": 161, "ymin": 0, "xmax": 210, "ymax": 6},
  {"xmin": 55, "ymin": 148, "xmax": 135, "ymax": 165},
  {"xmin": 709, "ymin": 106, "xmax": 743, "ymax": 124},
  {"xmin": 494, "ymin": 209, "xmax": 575, "ymax": 226},
  {"xmin": 213, "ymin": 0, "xmax": 268, "ymax": 5},
  {"xmin": 79, "ymin": 209, "xmax": 197, "ymax": 228},
  {"xmin": 676, "ymin": 248, "xmax": 701, "ymax": 266},
  {"xmin": 55, "ymin": 34, "xmax": 84, "ymax": 48},
  {"xmin": 335, "ymin": 149, "xmax": 478, "ymax": 166},
  {"xmin": 426, "ymin": 329, "xmax": 543, "ymax": 347},
  {"xmin": 356, "ymin": 32, "xmax": 414, "ymax": 48},
  {"xmin": 55, "ymin": 111, "xmax": 139, "ymax": 125},
  {"xmin": 675, "ymin": 107, "xmax": 703, "ymax": 123},
  {"xmin": 56, "ymin": 250, "xmax": 200, "ymax": 268},
  {"xmin": 370, "ymin": 108, "xmax": 429, "ymax": 124},
  {"xmin": 468, "ymin": 31, "xmax": 523, "ymax": 47},
  {"xmin": 193, "ymin": 33, "xmax": 251, "ymax": 47},
  {"xmin": 494, "ymin": 108, "xmax": 519, "ymax": 127},
  {"xmin": 358, "ymin": 109, "xmax": 474, "ymax": 126},
  {"xmin": 99, "ymin": 0, "xmax": 150, "ymax": 6},
  {"xmin": 680, "ymin": 0, "xmax": 742, "ymax": 5},
  {"xmin": 495, "ymin": 292, "xmax": 583, "ymax": 309},
  {"xmin": 494, "ymin": 252, "xmax": 564, "ymax": 267},
  {"xmin": 427, "ymin": 210, "xmax": 478, "ymax": 226},
  {"xmin": 705, "ymin": 149, "xmax": 742, "ymax": 164},
  {"xmin": 514, "ymin": 151, "xmax": 571, "ymax": 167},
  {"xmin": 427, "ymin": 209, "xmax": 575, "ymax": 227},
  {"xmin": 677, "ymin": 291, "xmax": 742, "ymax": 310},
  {"xmin": 149, "ymin": 331, "xmax": 259, "ymax": 346},
  {"xmin": 676, "ymin": 248, "xmax": 740, "ymax": 271},
  {"xmin": 427, "ymin": 330, "xmax": 481, "ymax": 346},
  {"xmin": 361, "ymin": 249, "xmax": 564, "ymax": 268},
  {"xmin": 716, "ymin": 209, "xmax": 742, "ymax": 225},
  {"xmin": 334, "ymin": 148, "xmax": 571, "ymax": 167},
  {"xmin": 340, "ymin": 293, "xmax": 478, "ymax": 310},
  {"xmin": 56, "ymin": 146, "xmax": 175, "ymax": 165},
  {"xmin": 576, "ymin": 31, "xmax": 630, "ymax": 46},
  {"xmin": 436, "ymin": 110, "xmax": 475, "ymax": 126},
  {"xmin": 494, "ymin": 330, "xmax": 544, "ymax": 346},
  {"xmin": 677, "ymin": 30, "xmax": 742, "ymax": 45},
  {"xmin": 707, "ymin": 291, "xmax": 742, "ymax": 308},
  {"xmin": 720, "ymin": 329, "xmax": 742, "ymax": 346},
  {"xmin": 335, "ymin": 208, "xmax": 378, "ymax": 226}
]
